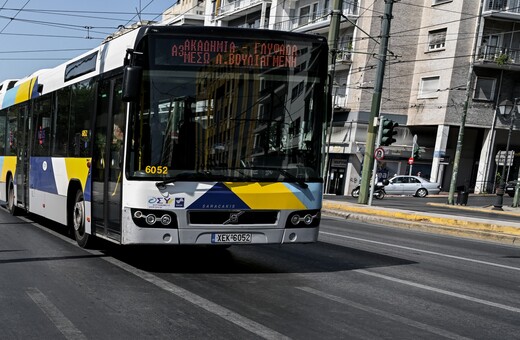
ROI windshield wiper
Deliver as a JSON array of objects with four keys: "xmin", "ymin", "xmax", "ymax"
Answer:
[
  {"xmin": 247, "ymin": 167, "xmax": 308, "ymax": 189},
  {"xmin": 155, "ymin": 171, "xmax": 220, "ymax": 189},
  {"xmin": 155, "ymin": 168, "xmax": 308, "ymax": 189}
]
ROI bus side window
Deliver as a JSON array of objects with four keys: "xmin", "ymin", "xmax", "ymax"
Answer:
[
  {"xmin": 70, "ymin": 80, "xmax": 94, "ymax": 157},
  {"xmin": 54, "ymin": 88, "xmax": 70, "ymax": 157},
  {"xmin": 33, "ymin": 96, "xmax": 52, "ymax": 157},
  {"xmin": 0, "ymin": 113, "xmax": 5, "ymax": 155}
]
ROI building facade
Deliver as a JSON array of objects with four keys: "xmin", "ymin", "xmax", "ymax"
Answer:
[{"xmin": 161, "ymin": 0, "xmax": 520, "ymax": 196}]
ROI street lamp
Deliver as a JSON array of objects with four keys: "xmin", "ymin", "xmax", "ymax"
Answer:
[{"xmin": 493, "ymin": 98, "xmax": 518, "ymax": 210}]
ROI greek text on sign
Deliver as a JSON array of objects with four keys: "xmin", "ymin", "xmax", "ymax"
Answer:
[{"xmin": 160, "ymin": 38, "xmax": 301, "ymax": 69}]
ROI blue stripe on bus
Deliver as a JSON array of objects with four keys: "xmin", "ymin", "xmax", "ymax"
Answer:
[
  {"xmin": 187, "ymin": 182, "xmax": 250, "ymax": 210},
  {"xmin": 282, "ymin": 182, "xmax": 322, "ymax": 210},
  {"xmin": 30, "ymin": 157, "xmax": 58, "ymax": 194},
  {"xmin": 1, "ymin": 88, "xmax": 16, "ymax": 109}
]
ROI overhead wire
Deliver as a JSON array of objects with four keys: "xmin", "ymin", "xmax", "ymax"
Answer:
[{"xmin": 0, "ymin": 0, "xmax": 30, "ymax": 34}]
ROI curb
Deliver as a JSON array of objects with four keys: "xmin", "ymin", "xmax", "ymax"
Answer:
[
  {"xmin": 427, "ymin": 202, "xmax": 520, "ymax": 217},
  {"xmin": 322, "ymin": 201, "xmax": 520, "ymax": 245}
]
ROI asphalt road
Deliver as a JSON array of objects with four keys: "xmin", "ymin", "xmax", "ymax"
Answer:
[{"xmin": 0, "ymin": 208, "xmax": 519, "ymax": 339}]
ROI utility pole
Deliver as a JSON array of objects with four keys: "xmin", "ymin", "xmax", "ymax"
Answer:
[
  {"xmin": 358, "ymin": 0, "xmax": 395, "ymax": 204},
  {"xmin": 323, "ymin": 0, "xmax": 342, "ymax": 193},
  {"xmin": 447, "ymin": 0, "xmax": 484, "ymax": 204}
]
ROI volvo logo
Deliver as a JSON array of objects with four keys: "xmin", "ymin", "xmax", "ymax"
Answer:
[{"xmin": 223, "ymin": 211, "xmax": 245, "ymax": 225}]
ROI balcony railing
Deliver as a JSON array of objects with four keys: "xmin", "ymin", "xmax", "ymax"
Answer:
[
  {"xmin": 485, "ymin": 0, "xmax": 520, "ymax": 13},
  {"xmin": 216, "ymin": 0, "xmax": 268, "ymax": 17},
  {"xmin": 336, "ymin": 48, "xmax": 352, "ymax": 63},
  {"xmin": 478, "ymin": 45, "xmax": 520, "ymax": 64},
  {"xmin": 273, "ymin": 0, "xmax": 358, "ymax": 31}
]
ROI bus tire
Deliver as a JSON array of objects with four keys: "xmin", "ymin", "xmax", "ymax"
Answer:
[
  {"xmin": 72, "ymin": 189, "xmax": 91, "ymax": 248},
  {"xmin": 7, "ymin": 177, "xmax": 18, "ymax": 216}
]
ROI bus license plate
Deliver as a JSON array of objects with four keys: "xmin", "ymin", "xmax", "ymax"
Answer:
[{"xmin": 211, "ymin": 233, "xmax": 252, "ymax": 243}]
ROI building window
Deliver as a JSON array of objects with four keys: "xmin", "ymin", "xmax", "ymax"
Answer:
[
  {"xmin": 428, "ymin": 28, "xmax": 447, "ymax": 51},
  {"xmin": 432, "ymin": 0, "xmax": 452, "ymax": 5},
  {"xmin": 419, "ymin": 76, "xmax": 440, "ymax": 98},
  {"xmin": 473, "ymin": 77, "xmax": 496, "ymax": 101},
  {"xmin": 299, "ymin": 6, "xmax": 310, "ymax": 25},
  {"xmin": 298, "ymin": 3, "xmax": 319, "ymax": 26}
]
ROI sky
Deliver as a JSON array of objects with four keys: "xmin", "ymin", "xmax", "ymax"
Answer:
[{"xmin": 0, "ymin": 0, "xmax": 175, "ymax": 81}]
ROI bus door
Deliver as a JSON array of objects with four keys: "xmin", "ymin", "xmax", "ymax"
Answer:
[
  {"xmin": 14, "ymin": 104, "xmax": 29, "ymax": 210},
  {"xmin": 92, "ymin": 77, "xmax": 125, "ymax": 241}
]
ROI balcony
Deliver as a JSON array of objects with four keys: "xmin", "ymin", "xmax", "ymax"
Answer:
[
  {"xmin": 273, "ymin": 0, "xmax": 358, "ymax": 33},
  {"xmin": 483, "ymin": 0, "xmax": 520, "ymax": 19},
  {"xmin": 214, "ymin": 0, "xmax": 270, "ymax": 20},
  {"xmin": 476, "ymin": 44, "xmax": 520, "ymax": 66}
]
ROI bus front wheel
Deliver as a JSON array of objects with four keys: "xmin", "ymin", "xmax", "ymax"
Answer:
[
  {"xmin": 7, "ymin": 177, "xmax": 18, "ymax": 215},
  {"xmin": 72, "ymin": 189, "xmax": 91, "ymax": 248}
]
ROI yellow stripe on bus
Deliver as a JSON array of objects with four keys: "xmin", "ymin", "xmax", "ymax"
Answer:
[
  {"xmin": 1, "ymin": 156, "xmax": 17, "ymax": 181},
  {"xmin": 64, "ymin": 158, "xmax": 90, "ymax": 191},
  {"xmin": 224, "ymin": 182, "xmax": 306, "ymax": 210},
  {"xmin": 14, "ymin": 77, "xmax": 36, "ymax": 104}
]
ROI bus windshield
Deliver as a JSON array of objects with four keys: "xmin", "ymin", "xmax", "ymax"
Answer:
[{"xmin": 127, "ymin": 35, "xmax": 327, "ymax": 183}]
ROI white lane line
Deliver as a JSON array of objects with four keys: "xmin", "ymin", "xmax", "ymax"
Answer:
[
  {"xmin": 101, "ymin": 256, "xmax": 290, "ymax": 340},
  {"xmin": 25, "ymin": 219, "xmax": 290, "ymax": 340},
  {"xmin": 298, "ymin": 286, "xmax": 472, "ymax": 340},
  {"xmin": 26, "ymin": 287, "xmax": 87, "ymax": 340},
  {"xmin": 356, "ymin": 269, "xmax": 520, "ymax": 314},
  {"xmin": 320, "ymin": 231, "xmax": 520, "ymax": 272}
]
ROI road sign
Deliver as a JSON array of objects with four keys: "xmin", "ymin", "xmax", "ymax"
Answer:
[
  {"xmin": 374, "ymin": 147, "xmax": 385, "ymax": 161},
  {"xmin": 408, "ymin": 157, "xmax": 414, "ymax": 165},
  {"xmin": 495, "ymin": 150, "xmax": 514, "ymax": 166}
]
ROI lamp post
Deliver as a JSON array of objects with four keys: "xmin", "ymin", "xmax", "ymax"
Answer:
[{"xmin": 493, "ymin": 98, "xmax": 518, "ymax": 210}]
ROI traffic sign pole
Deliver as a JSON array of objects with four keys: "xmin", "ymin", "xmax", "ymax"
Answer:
[{"xmin": 369, "ymin": 116, "xmax": 384, "ymax": 206}]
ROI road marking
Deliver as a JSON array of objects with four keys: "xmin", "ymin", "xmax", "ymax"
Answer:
[
  {"xmin": 26, "ymin": 287, "xmax": 87, "ymax": 340},
  {"xmin": 25, "ymin": 218, "xmax": 289, "ymax": 340},
  {"xmin": 101, "ymin": 256, "xmax": 290, "ymax": 340},
  {"xmin": 355, "ymin": 269, "xmax": 520, "ymax": 314},
  {"xmin": 320, "ymin": 231, "xmax": 520, "ymax": 272},
  {"xmin": 298, "ymin": 286, "xmax": 472, "ymax": 340}
]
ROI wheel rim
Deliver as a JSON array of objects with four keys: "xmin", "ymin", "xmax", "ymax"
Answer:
[
  {"xmin": 73, "ymin": 200, "xmax": 84, "ymax": 233},
  {"xmin": 8, "ymin": 182, "xmax": 14, "ymax": 211},
  {"xmin": 418, "ymin": 189, "xmax": 427, "ymax": 197}
]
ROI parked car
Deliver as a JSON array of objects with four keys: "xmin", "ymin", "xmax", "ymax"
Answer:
[
  {"xmin": 381, "ymin": 175, "xmax": 441, "ymax": 197},
  {"xmin": 505, "ymin": 181, "xmax": 519, "ymax": 197}
]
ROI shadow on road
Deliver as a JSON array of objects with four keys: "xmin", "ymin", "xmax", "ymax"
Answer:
[{"xmin": 103, "ymin": 241, "xmax": 417, "ymax": 275}]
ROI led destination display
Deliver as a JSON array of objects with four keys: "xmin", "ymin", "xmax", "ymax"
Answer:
[{"xmin": 155, "ymin": 38, "xmax": 302, "ymax": 69}]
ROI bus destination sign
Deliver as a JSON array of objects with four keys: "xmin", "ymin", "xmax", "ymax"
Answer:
[{"xmin": 157, "ymin": 38, "xmax": 301, "ymax": 69}]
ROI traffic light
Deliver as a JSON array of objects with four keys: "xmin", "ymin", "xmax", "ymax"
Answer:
[
  {"xmin": 380, "ymin": 118, "xmax": 398, "ymax": 146},
  {"xmin": 413, "ymin": 144, "xmax": 420, "ymax": 159}
]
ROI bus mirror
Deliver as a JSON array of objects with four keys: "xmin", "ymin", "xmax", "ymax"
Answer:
[{"xmin": 122, "ymin": 66, "xmax": 142, "ymax": 102}]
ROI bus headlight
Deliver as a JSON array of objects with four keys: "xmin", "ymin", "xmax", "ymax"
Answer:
[
  {"xmin": 161, "ymin": 214, "xmax": 172, "ymax": 225},
  {"xmin": 286, "ymin": 210, "xmax": 320, "ymax": 228},
  {"xmin": 146, "ymin": 214, "xmax": 156, "ymax": 225},
  {"xmin": 130, "ymin": 209, "xmax": 178, "ymax": 229},
  {"xmin": 291, "ymin": 214, "xmax": 301, "ymax": 225},
  {"xmin": 303, "ymin": 214, "xmax": 313, "ymax": 225}
]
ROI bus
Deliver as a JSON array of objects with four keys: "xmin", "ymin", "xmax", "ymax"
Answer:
[{"xmin": 0, "ymin": 25, "xmax": 329, "ymax": 248}]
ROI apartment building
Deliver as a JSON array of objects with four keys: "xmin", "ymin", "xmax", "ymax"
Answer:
[{"xmin": 161, "ymin": 0, "xmax": 520, "ymax": 196}]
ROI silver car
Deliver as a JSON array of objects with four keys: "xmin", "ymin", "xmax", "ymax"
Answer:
[{"xmin": 382, "ymin": 175, "xmax": 441, "ymax": 197}]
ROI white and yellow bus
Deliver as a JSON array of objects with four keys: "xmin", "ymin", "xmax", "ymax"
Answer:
[{"xmin": 0, "ymin": 25, "xmax": 329, "ymax": 248}]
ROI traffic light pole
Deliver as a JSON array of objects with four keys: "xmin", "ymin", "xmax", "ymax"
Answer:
[
  {"xmin": 358, "ymin": 0, "xmax": 395, "ymax": 204},
  {"xmin": 369, "ymin": 117, "xmax": 384, "ymax": 206}
]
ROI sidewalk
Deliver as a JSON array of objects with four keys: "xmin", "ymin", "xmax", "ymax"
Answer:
[{"xmin": 322, "ymin": 195, "xmax": 520, "ymax": 245}]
